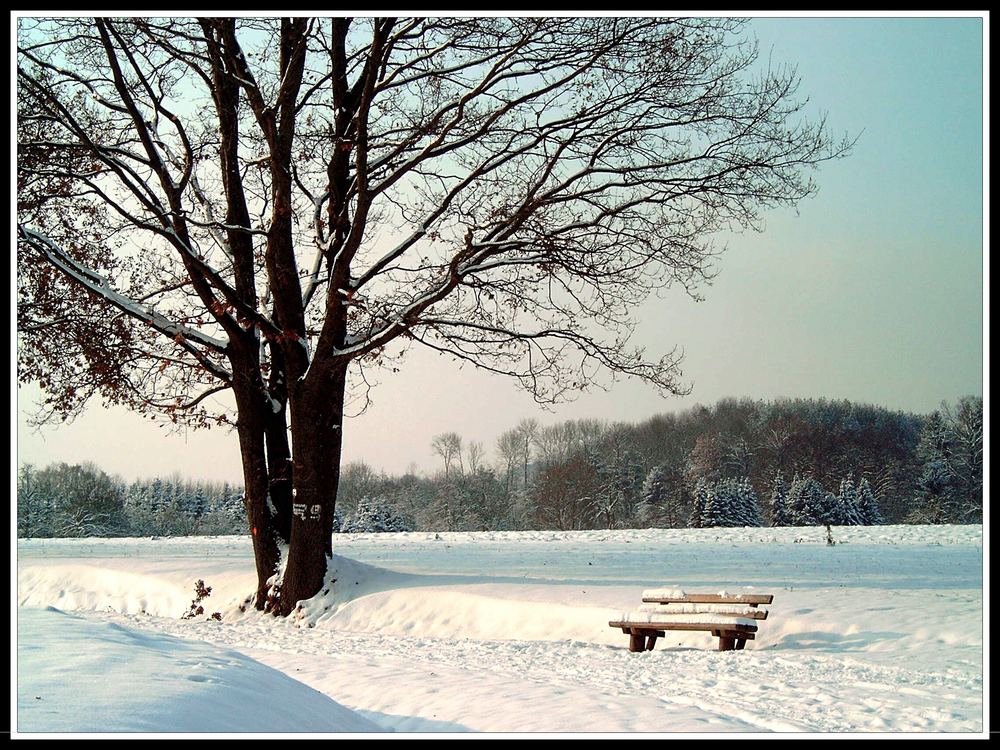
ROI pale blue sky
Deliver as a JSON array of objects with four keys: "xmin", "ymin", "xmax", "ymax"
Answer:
[{"xmin": 15, "ymin": 15, "xmax": 986, "ymax": 482}]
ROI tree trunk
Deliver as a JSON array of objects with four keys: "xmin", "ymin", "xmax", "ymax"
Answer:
[
  {"xmin": 273, "ymin": 366, "xmax": 347, "ymax": 616},
  {"xmin": 266, "ymin": 407, "xmax": 294, "ymax": 543},
  {"xmin": 232, "ymin": 387, "xmax": 280, "ymax": 610},
  {"xmin": 228, "ymin": 340, "xmax": 281, "ymax": 610},
  {"xmin": 265, "ymin": 343, "xmax": 293, "ymax": 543}
]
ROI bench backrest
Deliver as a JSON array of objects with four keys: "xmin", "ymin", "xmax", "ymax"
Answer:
[
  {"xmin": 641, "ymin": 592, "xmax": 773, "ymax": 606},
  {"xmin": 638, "ymin": 591, "xmax": 774, "ymax": 624}
]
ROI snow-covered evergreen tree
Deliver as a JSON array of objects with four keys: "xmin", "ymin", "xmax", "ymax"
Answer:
[
  {"xmin": 345, "ymin": 496, "xmax": 414, "ymax": 533},
  {"xmin": 700, "ymin": 481, "xmax": 726, "ymax": 527},
  {"xmin": 688, "ymin": 479, "xmax": 711, "ymax": 528},
  {"xmin": 769, "ymin": 473, "xmax": 790, "ymax": 527},
  {"xmin": 857, "ymin": 477, "xmax": 886, "ymax": 525},
  {"xmin": 736, "ymin": 478, "xmax": 763, "ymax": 527},
  {"xmin": 784, "ymin": 474, "xmax": 806, "ymax": 525},
  {"xmin": 122, "ymin": 481, "xmax": 144, "ymax": 514},
  {"xmin": 123, "ymin": 480, "xmax": 158, "ymax": 535},
  {"xmin": 836, "ymin": 477, "xmax": 865, "ymax": 526},
  {"xmin": 814, "ymin": 492, "xmax": 841, "ymax": 526},
  {"xmin": 148, "ymin": 478, "xmax": 168, "ymax": 515},
  {"xmin": 220, "ymin": 486, "xmax": 246, "ymax": 529},
  {"xmin": 642, "ymin": 465, "xmax": 667, "ymax": 505},
  {"xmin": 785, "ymin": 475, "xmax": 827, "ymax": 526},
  {"xmin": 637, "ymin": 465, "xmax": 668, "ymax": 528},
  {"xmin": 701, "ymin": 478, "xmax": 762, "ymax": 528},
  {"xmin": 187, "ymin": 484, "xmax": 208, "ymax": 521}
]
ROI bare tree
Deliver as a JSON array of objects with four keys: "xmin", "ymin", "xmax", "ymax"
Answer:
[
  {"xmin": 431, "ymin": 432, "xmax": 463, "ymax": 478},
  {"xmin": 591, "ymin": 425, "xmax": 644, "ymax": 529},
  {"xmin": 534, "ymin": 422, "xmax": 578, "ymax": 466},
  {"xmin": 337, "ymin": 460, "xmax": 382, "ymax": 518},
  {"xmin": 466, "ymin": 440, "xmax": 485, "ymax": 475},
  {"xmin": 516, "ymin": 418, "xmax": 541, "ymax": 488},
  {"xmin": 495, "ymin": 428, "xmax": 521, "ymax": 493},
  {"xmin": 17, "ymin": 16, "xmax": 849, "ymax": 613},
  {"xmin": 530, "ymin": 454, "xmax": 599, "ymax": 531}
]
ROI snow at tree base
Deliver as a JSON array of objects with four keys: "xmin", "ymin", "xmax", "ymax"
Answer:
[{"xmin": 16, "ymin": 525, "xmax": 983, "ymax": 735}]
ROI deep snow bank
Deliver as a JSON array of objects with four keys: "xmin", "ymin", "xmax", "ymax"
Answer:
[{"xmin": 16, "ymin": 607, "xmax": 381, "ymax": 733}]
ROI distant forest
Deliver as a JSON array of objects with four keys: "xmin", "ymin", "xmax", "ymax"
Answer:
[{"xmin": 17, "ymin": 396, "xmax": 982, "ymax": 538}]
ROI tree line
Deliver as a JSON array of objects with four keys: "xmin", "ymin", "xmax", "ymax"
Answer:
[
  {"xmin": 17, "ymin": 395, "xmax": 981, "ymax": 538},
  {"xmin": 16, "ymin": 464, "xmax": 247, "ymax": 539},
  {"xmin": 400, "ymin": 395, "xmax": 980, "ymax": 531}
]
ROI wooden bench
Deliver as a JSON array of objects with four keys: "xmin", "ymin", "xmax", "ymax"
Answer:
[{"xmin": 609, "ymin": 590, "xmax": 774, "ymax": 652}]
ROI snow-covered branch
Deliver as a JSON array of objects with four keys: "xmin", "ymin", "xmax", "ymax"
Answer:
[{"xmin": 19, "ymin": 225, "xmax": 233, "ymax": 383}]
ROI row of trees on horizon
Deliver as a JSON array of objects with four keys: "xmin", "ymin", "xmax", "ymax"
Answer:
[{"xmin": 17, "ymin": 395, "xmax": 982, "ymax": 539}]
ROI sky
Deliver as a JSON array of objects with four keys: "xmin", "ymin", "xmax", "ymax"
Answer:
[{"xmin": 13, "ymin": 13, "xmax": 986, "ymax": 483}]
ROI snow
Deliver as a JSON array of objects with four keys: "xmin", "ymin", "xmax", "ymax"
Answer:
[
  {"xmin": 613, "ymin": 611, "xmax": 759, "ymax": 627},
  {"xmin": 637, "ymin": 603, "xmax": 766, "ymax": 616},
  {"xmin": 17, "ymin": 606, "xmax": 380, "ymax": 734},
  {"xmin": 641, "ymin": 587, "xmax": 687, "ymax": 599},
  {"xmin": 15, "ymin": 524, "xmax": 986, "ymax": 736}
]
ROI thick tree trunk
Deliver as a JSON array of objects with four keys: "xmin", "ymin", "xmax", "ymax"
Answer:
[
  {"xmin": 239, "ymin": 427, "xmax": 280, "ymax": 609},
  {"xmin": 273, "ymin": 366, "xmax": 347, "ymax": 616},
  {"xmin": 266, "ymin": 410, "xmax": 294, "ymax": 543},
  {"xmin": 229, "ymin": 342, "xmax": 280, "ymax": 610},
  {"xmin": 266, "ymin": 342, "xmax": 293, "ymax": 543},
  {"xmin": 231, "ymin": 384, "xmax": 280, "ymax": 610}
]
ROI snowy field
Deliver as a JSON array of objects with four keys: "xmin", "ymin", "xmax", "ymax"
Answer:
[{"xmin": 15, "ymin": 525, "xmax": 986, "ymax": 736}]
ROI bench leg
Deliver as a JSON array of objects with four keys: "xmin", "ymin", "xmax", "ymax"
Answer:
[
  {"xmin": 645, "ymin": 634, "xmax": 657, "ymax": 651},
  {"xmin": 629, "ymin": 633, "xmax": 645, "ymax": 652},
  {"xmin": 718, "ymin": 634, "xmax": 735, "ymax": 651},
  {"xmin": 735, "ymin": 638, "xmax": 746, "ymax": 650}
]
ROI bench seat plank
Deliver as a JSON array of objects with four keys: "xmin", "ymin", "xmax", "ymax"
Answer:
[
  {"xmin": 610, "ymin": 620, "xmax": 757, "ymax": 635},
  {"xmin": 613, "ymin": 611, "xmax": 759, "ymax": 629},
  {"xmin": 636, "ymin": 603, "xmax": 768, "ymax": 619}
]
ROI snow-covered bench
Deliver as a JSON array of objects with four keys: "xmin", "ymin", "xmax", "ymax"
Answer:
[{"xmin": 609, "ymin": 589, "xmax": 774, "ymax": 652}]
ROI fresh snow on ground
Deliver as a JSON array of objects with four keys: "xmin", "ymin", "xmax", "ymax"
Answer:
[
  {"xmin": 16, "ymin": 607, "xmax": 380, "ymax": 733},
  {"xmin": 15, "ymin": 524, "xmax": 985, "ymax": 735}
]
